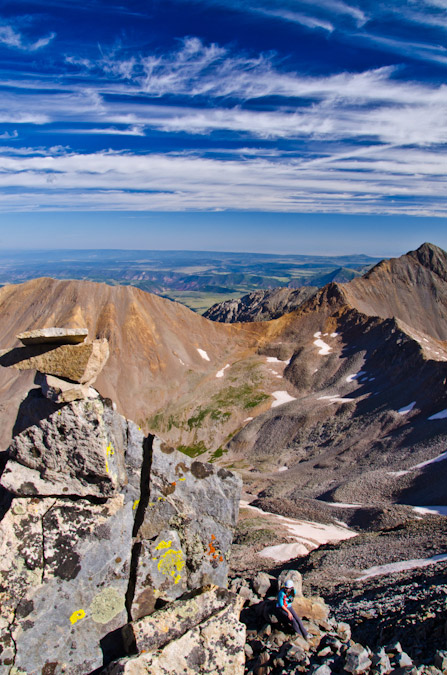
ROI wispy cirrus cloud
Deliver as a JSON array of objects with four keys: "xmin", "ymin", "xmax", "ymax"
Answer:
[
  {"xmin": 0, "ymin": 24, "xmax": 55, "ymax": 51},
  {"xmin": 0, "ymin": 146, "xmax": 445, "ymax": 217}
]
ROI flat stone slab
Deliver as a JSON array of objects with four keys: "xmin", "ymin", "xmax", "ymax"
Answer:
[
  {"xmin": 0, "ymin": 338, "xmax": 109, "ymax": 384},
  {"xmin": 17, "ymin": 327, "xmax": 88, "ymax": 345},
  {"xmin": 103, "ymin": 591, "xmax": 245, "ymax": 675},
  {"xmin": 123, "ymin": 586, "xmax": 242, "ymax": 655}
]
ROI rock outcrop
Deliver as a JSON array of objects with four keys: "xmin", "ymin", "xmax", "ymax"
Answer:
[
  {"xmin": 0, "ymin": 339, "xmax": 109, "ymax": 384},
  {"xmin": 0, "ymin": 339, "xmax": 243, "ymax": 674},
  {"xmin": 103, "ymin": 587, "xmax": 245, "ymax": 674},
  {"xmin": 204, "ymin": 287, "xmax": 318, "ymax": 323}
]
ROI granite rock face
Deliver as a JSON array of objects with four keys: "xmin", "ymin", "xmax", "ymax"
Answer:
[
  {"xmin": 130, "ymin": 438, "xmax": 242, "ymax": 619},
  {"xmin": 103, "ymin": 587, "xmax": 246, "ymax": 674},
  {"xmin": 1, "ymin": 398, "xmax": 135, "ymax": 498},
  {"xmin": 0, "ymin": 385, "xmax": 243, "ymax": 674},
  {"xmin": 17, "ymin": 327, "xmax": 89, "ymax": 345},
  {"xmin": 0, "ymin": 496, "xmax": 133, "ymax": 674},
  {"xmin": 0, "ymin": 338, "xmax": 109, "ymax": 384}
]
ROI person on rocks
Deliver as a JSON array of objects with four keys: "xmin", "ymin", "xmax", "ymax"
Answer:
[{"xmin": 276, "ymin": 579, "xmax": 308, "ymax": 639}]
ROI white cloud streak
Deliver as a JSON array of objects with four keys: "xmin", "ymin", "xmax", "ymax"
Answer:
[
  {"xmin": 0, "ymin": 24, "xmax": 55, "ymax": 51},
  {"xmin": 0, "ymin": 147, "xmax": 445, "ymax": 216}
]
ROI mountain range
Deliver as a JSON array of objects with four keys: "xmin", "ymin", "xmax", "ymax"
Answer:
[{"xmin": 1, "ymin": 242, "xmax": 447, "ymax": 667}]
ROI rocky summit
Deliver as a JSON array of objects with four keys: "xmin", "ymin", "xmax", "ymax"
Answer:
[
  {"xmin": 0, "ymin": 242, "xmax": 447, "ymax": 673},
  {"xmin": 0, "ymin": 338, "xmax": 243, "ymax": 674}
]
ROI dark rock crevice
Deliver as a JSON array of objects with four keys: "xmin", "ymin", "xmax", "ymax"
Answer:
[{"xmin": 125, "ymin": 434, "xmax": 154, "ymax": 622}]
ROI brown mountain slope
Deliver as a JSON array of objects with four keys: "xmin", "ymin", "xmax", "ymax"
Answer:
[
  {"xmin": 342, "ymin": 242, "xmax": 447, "ymax": 341},
  {"xmin": 224, "ymin": 244, "xmax": 447, "ymax": 508},
  {"xmin": 0, "ymin": 278, "xmax": 272, "ymax": 451}
]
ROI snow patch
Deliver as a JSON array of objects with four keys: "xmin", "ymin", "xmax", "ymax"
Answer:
[
  {"xmin": 345, "ymin": 371, "xmax": 366, "ymax": 383},
  {"xmin": 314, "ymin": 331, "xmax": 321, "ymax": 338},
  {"xmin": 413, "ymin": 506, "xmax": 447, "ymax": 516},
  {"xmin": 278, "ymin": 466, "xmax": 288, "ymax": 472},
  {"xmin": 241, "ymin": 501, "xmax": 356, "ymax": 564},
  {"xmin": 244, "ymin": 417, "xmax": 253, "ymax": 422},
  {"xmin": 216, "ymin": 364, "xmax": 230, "ymax": 378},
  {"xmin": 266, "ymin": 357, "xmax": 281, "ymax": 363},
  {"xmin": 388, "ymin": 450, "xmax": 447, "ymax": 477},
  {"xmin": 314, "ymin": 338, "xmax": 331, "ymax": 355},
  {"xmin": 271, "ymin": 391, "xmax": 297, "ymax": 408},
  {"xmin": 318, "ymin": 395, "xmax": 354, "ymax": 404},
  {"xmin": 331, "ymin": 332, "xmax": 339, "ymax": 337},
  {"xmin": 197, "ymin": 348, "xmax": 210, "ymax": 361},
  {"xmin": 323, "ymin": 502, "xmax": 362, "ymax": 509},
  {"xmin": 358, "ymin": 554, "xmax": 447, "ymax": 581},
  {"xmin": 258, "ymin": 543, "xmax": 309, "ymax": 562},
  {"xmin": 398, "ymin": 401, "xmax": 416, "ymax": 415},
  {"xmin": 428, "ymin": 408, "xmax": 447, "ymax": 420}
]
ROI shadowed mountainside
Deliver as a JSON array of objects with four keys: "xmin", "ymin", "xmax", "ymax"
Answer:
[{"xmin": 204, "ymin": 287, "xmax": 318, "ymax": 323}]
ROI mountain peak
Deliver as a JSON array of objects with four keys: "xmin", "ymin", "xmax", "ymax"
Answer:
[{"xmin": 407, "ymin": 242, "xmax": 447, "ymax": 282}]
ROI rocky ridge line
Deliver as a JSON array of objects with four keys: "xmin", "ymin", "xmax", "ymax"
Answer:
[{"xmin": 0, "ymin": 328, "xmax": 244, "ymax": 674}]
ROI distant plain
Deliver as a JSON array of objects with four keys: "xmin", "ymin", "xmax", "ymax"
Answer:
[{"xmin": 0, "ymin": 249, "xmax": 381, "ymax": 313}]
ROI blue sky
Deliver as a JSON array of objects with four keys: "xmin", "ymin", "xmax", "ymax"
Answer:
[{"xmin": 0, "ymin": 0, "xmax": 446, "ymax": 254}]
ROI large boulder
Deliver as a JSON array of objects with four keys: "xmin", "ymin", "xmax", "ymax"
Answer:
[
  {"xmin": 0, "ymin": 338, "xmax": 109, "ymax": 384},
  {"xmin": 0, "ymin": 386, "xmax": 243, "ymax": 674},
  {"xmin": 102, "ymin": 587, "xmax": 246, "ymax": 674},
  {"xmin": 0, "ymin": 495, "xmax": 134, "ymax": 674},
  {"xmin": 130, "ymin": 439, "xmax": 242, "ymax": 618},
  {"xmin": 1, "ymin": 398, "xmax": 139, "ymax": 499}
]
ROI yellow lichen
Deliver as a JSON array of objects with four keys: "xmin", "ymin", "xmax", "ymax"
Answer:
[
  {"xmin": 153, "ymin": 540, "xmax": 185, "ymax": 583},
  {"xmin": 70, "ymin": 609, "xmax": 86, "ymax": 625}
]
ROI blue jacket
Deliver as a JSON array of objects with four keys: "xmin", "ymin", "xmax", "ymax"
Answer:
[{"xmin": 277, "ymin": 588, "xmax": 294, "ymax": 609}]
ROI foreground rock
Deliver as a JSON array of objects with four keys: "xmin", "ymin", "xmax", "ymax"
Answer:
[
  {"xmin": 0, "ymin": 338, "xmax": 109, "ymax": 384},
  {"xmin": 0, "ymin": 382, "xmax": 243, "ymax": 673},
  {"xmin": 17, "ymin": 327, "xmax": 89, "ymax": 345},
  {"xmin": 103, "ymin": 587, "xmax": 245, "ymax": 674},
  {"xmin": 1, "ymin": 397, "xmax": 135, "ymax": 498},
  {"xmin": 36, "ymin": 372, "xmax": 99, "ymax": 402},
  {"xmin": 130, "ymin": 438, "xmax": 242, "ymax": 618}
]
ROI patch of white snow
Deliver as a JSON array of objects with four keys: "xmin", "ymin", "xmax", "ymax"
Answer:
[
  {"xmin": 413, "ymin": 506, "xmax": 447, "ymax": 516},
  {"xmin": 323, "ymin": 502, "xmax": 362, "ymax": 509},
  {"xmin": 345, "ymin": 371, "xmax": 366, "ymax": 383},
  {"xmin": 197, "ymin": 348, "xmax": 210, "ymax": 361},
  {"xmin": 216, "ymin": 364, "xmax": 230, "ymax": 378},
  {"xmin": 241, "ymin": 500, "xmax": 356, "ymax": 563},
  {"xmin": 428, "ymin": 409, "xmax": 447, "ymax": 420},
  {"xmin": 258, "ymin": 543, "xmax": 309, "ymax": 562},
  {"xmin": 318, "ymin": 395, "xmax": 354, "ymax": 404},
  {"xmin": 244, "ymin": 417, "xmax": 253, "ymax": 422},
  {"xmin": 271, "ymin": 391, "xmax": 296, "ymax": 407},
  {"xmin": 358, "ymin": 553, "xmax": 447, "ymax": 581},
  {"xmin": 331, "ymin": 332, "xmax": 339, "ymax": 337},
  {"xmin": 266, "ymin": 357, "xmax": 281, "ymax": 363},
  {"xmin": 398, "ymin": 401, "xmax": 416, "ymax": 415},
  {"xmin": 278, "ymin": 466, "xmax": 288, "ymax": 472},
  {"xmin": 387, "ymin": 450, "xmax": 447, "ymax": 477},
  {"xmin": 314, "ymin": 338, "xmax": 331, "ymax": 355},
  {"xmin": 314, "ymin": 331, "xmax": 321, "ymax": 338}
]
